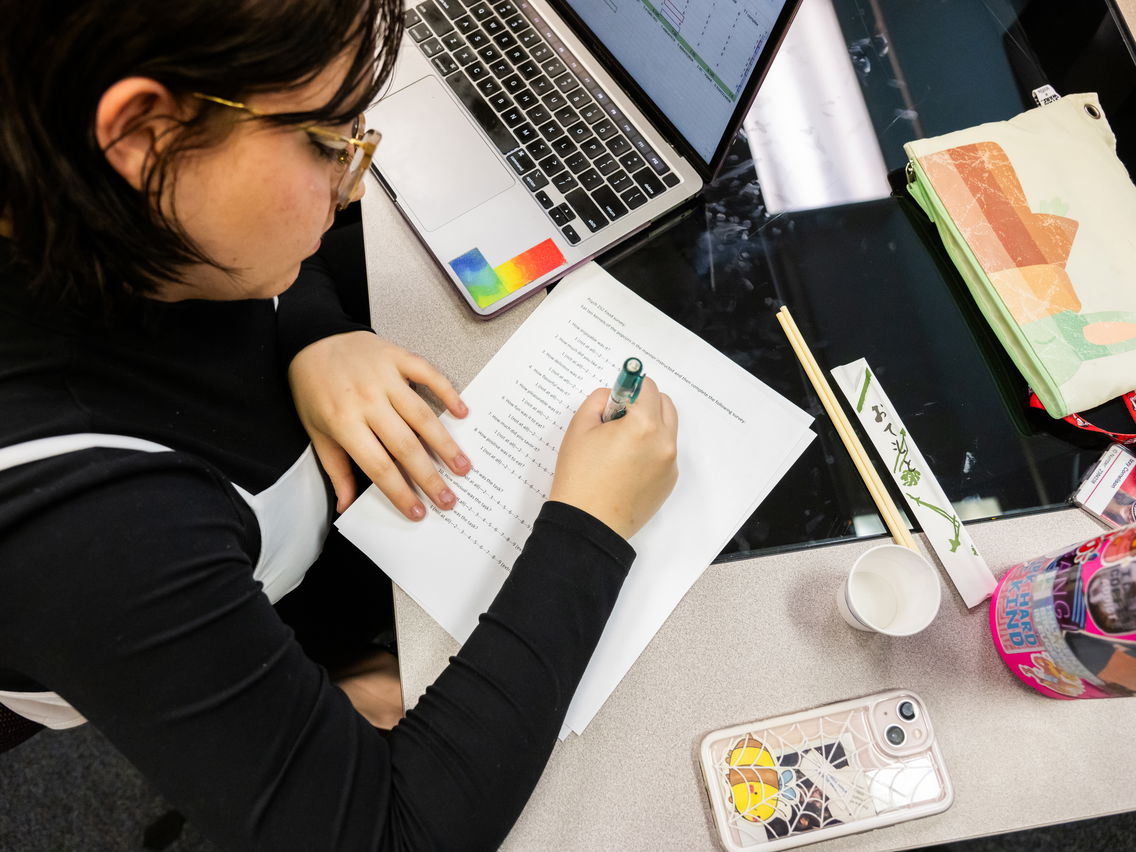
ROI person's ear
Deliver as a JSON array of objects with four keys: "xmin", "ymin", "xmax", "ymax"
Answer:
[{"xmin": 95, "ymin": 77, "xmax": 183, "ymax": 191}]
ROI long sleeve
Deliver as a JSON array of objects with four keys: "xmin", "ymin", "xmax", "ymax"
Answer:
[{"xmin": 0, "ymin": 446, "xmax": 633, "ymax": 851}]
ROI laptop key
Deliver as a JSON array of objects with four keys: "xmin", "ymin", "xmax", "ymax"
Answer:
[
  {"xmin": 537, "ymin": 120, "xmax": 564, "ymax": 142},
  {"xmin": 483, "ymin": 16, "xmax": 504, "ymax": 35},
  {"xmin": 493, "ymin": 30, "xmax": 517, "ymax": 49},
  {"xmin": 565, "ymin": 151, "xmax": 588, "ymax": 173},
  {"xmin": 553, "ymin": 72, "xmax": 578, "ymax": 93},
  {"xmin": 561, "ymin": 224, "xmax": 581, "ymax": 245},
  {"xmin": 506, "ymin": 150, "xmax": 535, "ymax": 174},
  {"xmin": 632, "ymin": 167, "xmax": 665, "ymax": 198},
  {"xmin": 516, "ymin": 25, "xmax": 539, "ymax": 45},
  {"xmin": 591, "ymin": 185, "xmax": 628, "ymax": 221},
  {"xmin": 513, "ymin": 121, "xmax": 537, "ymax": 143},
  {"xmin": 526, "ymin": 105, "xmax": 551, "ymax": 126},
  {"xmin": 417, "ymin": 1, "xmax": 455, "ymax": 34},
  {"xmin": 504, "ymin": 45, "xmax": 528, "ymax": 64},
  {"xmin": 501, "ymin": 106, "xmax": 524, "ymax": 127},
  {"xmin": 477, "ymin": 44, "xmax": 502, "ymax": 64},
  {"xmin": 552, "ymin": 172, "xmax": 578, "ymax": 193},
  {"xmin": 565, "ymin": 122, "xmax": 593, "ymax": 145},
  {"xmin": 475, "ymin": 76, "xmax": 502, "ymax": 96},
  {"xmin": 522, "ymin": 169, "xmax": 548, "ymax": 192},
  {"xmin": 420, "ymin": 37, "xmax": 445, "ymax": 58},
  {"xmin": 530, "ymin": 75, "xmax": 553, "ymax": 96},
  {"xmin": 593, "ymin": 118, "xmax": 617, "ymax": 140},
  {"xmin": 441, "ymin": 31, "xmax": 465, "ymax": 50},
  {"xmin": 434, "ymin": 0, "xmax": 465, "ymax": 18},
  {"xmin": 514, "ymin": 89, "xmax": 537, "ymax": 109},
  {"xmin": 579, "ymin": 103, "xmax": 603, "ymax": 124},
  {"xmin": 618, "ymin": 151, "xmax": 645, "ymax": 173},
  {"xmin": 534, "ymin": 189, "xmax": 554, "ymax": 209},
  {"xmin": 549, "ymin": 205, "xmax": 567, "ymax": 226},
  {"xmin": 538, "ymin": 154, "xmax": 565, "ymax": 177},
  {"xmin": 564, "ymin": 189, "xmax": 608, "ymax": 232},
  {"xmin": 662, "ymin": 172, "xmax": 680, "ymax": 187},
  {"xmin": 579, "ymin": 138, "xmax": 605, "ymax": 159},
  {"xmin": 409, "ymin": 23, "xmax": 433, "ymax": 42},
  {"xmin": 405, "ymin": 8, "xmax": 422, "ymax": 26},
  {"xmin": 466, "ymin": 29, "xmax": 488, "ymax": 48},
  {"xmin": 501, "ymin": 74, "xmax": 525, "ymax": 94},
  {"xmin": 540, "ymin": 91, "xmax": 567, "ymax": 111},
  {"xmin": 454, "ymin": 14, "xmax": 477, "ymax": 33},
  {"xmin": 556, "ymin": 202, "xmax": 576, "ymax": 222},
  {"xmin": 525, "ymin": 139, "xmax": 551, "ymax": 159},
  {"xmin": 468, "ymin": 1, "xmax": 492, "ymax": 20},
  {"xmin": 516, "ymin": 59, "xmax": 540, "ymax": 80},
  {"xmin": 542, "ymin": 58, "xmax": 566, "ymax": 78},
  {"xmin": 432, "ymin": 54, "xmax": 459, "ymax": 75},
  {"xmin": 445, "ymin": 72, "xmax": 517, "ymax": 154},
  {"xmin": 551, "ymin": 137, "xmax": 575, "ymax": 157},
  {"xmin": 567, "ymin": 88, "xmax": 592, "ymax": 109},
  {"xmin": 493, "ymin": 0, "xmax": 517, "ymax": 17},
  {"xmin": 621, "ymin": 187, "xmax": 648, "ymax": 210},
  {"xmin": 454, "ymin": 46, "xmax": 476, "ymax": 65},
  {"xmin": 508, "ymin": 15, "xmax": 530, "ymax": 33},
  {"xmin": 578, "ymin": 168, "xmax": 604, "ymax": 191},
  {"xmin": 607, "ymin": 169, "xmax": 633, "ymax": 193},
  {"xmin": 554, "ymin": 106, "xmax": 579, "ymax": 126},
  {"xmin": 531, "ymin": 43, "xmax": 552, "ymax": 63},
  {"xmin": 606, "ymin": 135, "xmax": 631, "ymax": 156},
  {"xmin": 465, "ymin": 61, "xmax": 488, "ymax": 82},
  {"xmin": 488, "ymin": 59, "xmax": 511, "ymax": 78},
  {"xmin": 593, "ymin": 153, "xmax": 618, "ymax": 176},
  {"xmin": 488, "ymin": 91, "xmax": 513, "ymax": 110}
]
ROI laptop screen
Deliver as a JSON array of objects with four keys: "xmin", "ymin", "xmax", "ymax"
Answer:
[{"xmin": 560, "ymin": 0, "xmax": 795, "ymax": 170}]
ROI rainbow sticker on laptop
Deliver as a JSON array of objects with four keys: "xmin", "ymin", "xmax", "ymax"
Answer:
[{"xmin": 449, "ymin": 240, "xmax": 565, "ymax": 309}]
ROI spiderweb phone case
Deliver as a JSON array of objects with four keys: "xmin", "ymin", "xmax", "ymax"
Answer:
[{"xmin": 699, "ymin": 690, "xmax": 953, "ymax": 851}]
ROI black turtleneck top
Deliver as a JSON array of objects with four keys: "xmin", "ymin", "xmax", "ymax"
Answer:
[{"xmin": 0, "ymin": 240, "xmax": 633, "ymax": 850}]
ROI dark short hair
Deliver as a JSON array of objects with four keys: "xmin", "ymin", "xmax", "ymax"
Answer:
[{"xmin": 0, "ymin": 0, "xmax": 402, "ymax": 315}]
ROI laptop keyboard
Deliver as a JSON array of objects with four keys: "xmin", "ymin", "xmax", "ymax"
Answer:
[{"xmin": 405, "ymin": 0, "xmax": 681, "ymax": 245}]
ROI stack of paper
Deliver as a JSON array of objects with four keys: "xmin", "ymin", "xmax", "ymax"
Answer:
[{"xmin": 337, "ymin": 263, "xmax": 814, "ymax": 735}]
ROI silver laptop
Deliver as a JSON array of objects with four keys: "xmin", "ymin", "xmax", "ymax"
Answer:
[{"xmin": 369, "ymin": 0, "xmax": 801, "ymax": 317}]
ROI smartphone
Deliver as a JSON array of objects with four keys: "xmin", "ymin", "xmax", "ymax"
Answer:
[{"xmin": 698, "ymin": 690, "xmax": 953, "ymax": 851}]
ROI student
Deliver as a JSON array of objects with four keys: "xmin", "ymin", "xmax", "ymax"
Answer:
[{"xmin": 0, "ymin": 1, "xmax": 678, "ymax": 848}]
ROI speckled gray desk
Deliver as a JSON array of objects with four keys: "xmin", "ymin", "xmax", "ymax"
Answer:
[{"xmin": 361, "ymin": 185, "xmax": 1135, "ymax": 850}]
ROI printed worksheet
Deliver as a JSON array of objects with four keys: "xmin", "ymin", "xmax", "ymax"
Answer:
[{"xmin": 337, "ymin": 262, "xmax": 814, "ymax": 735}]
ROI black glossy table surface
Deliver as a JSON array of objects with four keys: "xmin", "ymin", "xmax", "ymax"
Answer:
[{"xmin": 594, "ymin": 0, "xmax": 1136, "ymax": 559}]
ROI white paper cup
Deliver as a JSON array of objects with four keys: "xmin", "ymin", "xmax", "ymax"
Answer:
[{"xmin": 836, "ymin": 544, "xmax": 941, "ymax": 635}]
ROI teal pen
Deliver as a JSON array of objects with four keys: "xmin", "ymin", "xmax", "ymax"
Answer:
[{"xmin": 601, "ymin": 357, "xmax": 645, "ymax": 422}]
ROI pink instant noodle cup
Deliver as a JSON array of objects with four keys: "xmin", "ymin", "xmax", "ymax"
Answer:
[{"xmin": 989, "ymin": 524, "xmax": 1136, "ymax": 699}]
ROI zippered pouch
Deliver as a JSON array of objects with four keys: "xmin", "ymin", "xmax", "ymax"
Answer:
[{"xmin": 903, "ymin": 93, "xmax": 1136, "ymax": 422}]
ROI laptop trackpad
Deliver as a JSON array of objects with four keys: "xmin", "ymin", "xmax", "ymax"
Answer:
[{"xmin": 370, "ymin": 76, "xmax": 514, "ymax": 233}]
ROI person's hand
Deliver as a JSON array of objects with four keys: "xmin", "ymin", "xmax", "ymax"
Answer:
[
  {"xmin": 549, "ymin": 377, "xmax": 678, "ymax": 540},
  {"xmin": 287, "ymin": 331, "xmax": 470, "ymax": 519}
]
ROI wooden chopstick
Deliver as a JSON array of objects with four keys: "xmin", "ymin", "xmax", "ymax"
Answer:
[{"xmin": 775, "ymin": 306, "xmax": 918, "ymax": 552}]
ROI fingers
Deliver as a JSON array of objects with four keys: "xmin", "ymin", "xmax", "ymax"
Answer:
[
  {"xmin": 312, "ymin": 436, "xmax": 358, "ymax": 514},
  {"xmin": 570, "ymin": 387, "xmax": 611, "ymax": 428},
  {"xmin": 397, "ymin": 351, "xmax": 469, "ymax": 418},
  {"xmin": 389, "ymin": 383, "xmax": 471, "ymax": 476},
  {"xmin": 334, "ymin": 421, "xmax": 426, "ymax": 521},
  {"xmin": 365, "ymin": 405, "xmax": 459, "ymax": 515}
]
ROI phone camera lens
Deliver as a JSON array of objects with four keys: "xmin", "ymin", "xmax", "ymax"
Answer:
[
  {"xmin": 898, "ymin": 701, "xmax": 917, "ymax": 721},
  {"xmin": 885, "ymin": 724, "xmax": 906, "ymax": 746}
]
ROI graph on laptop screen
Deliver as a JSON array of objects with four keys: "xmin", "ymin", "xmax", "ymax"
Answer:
[{"xmin": 563, "ymin": 0, "xmax": 791, "ymax": 163}]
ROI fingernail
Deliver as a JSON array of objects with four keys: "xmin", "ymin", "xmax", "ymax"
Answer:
[
  {"xmin": 439, "ymin": 488, "xmax": 456, "ymax": 508},
  {"xmin": 456, "ymin": 400, "xmax": 469, "ymax": 416},
  {"xmin": 409, "ymin": 503, "xmax": 425, "ymax": 520},
  {"xmin": 454, "ymin": 453, "xmax": 471, "ymax": 472}
]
